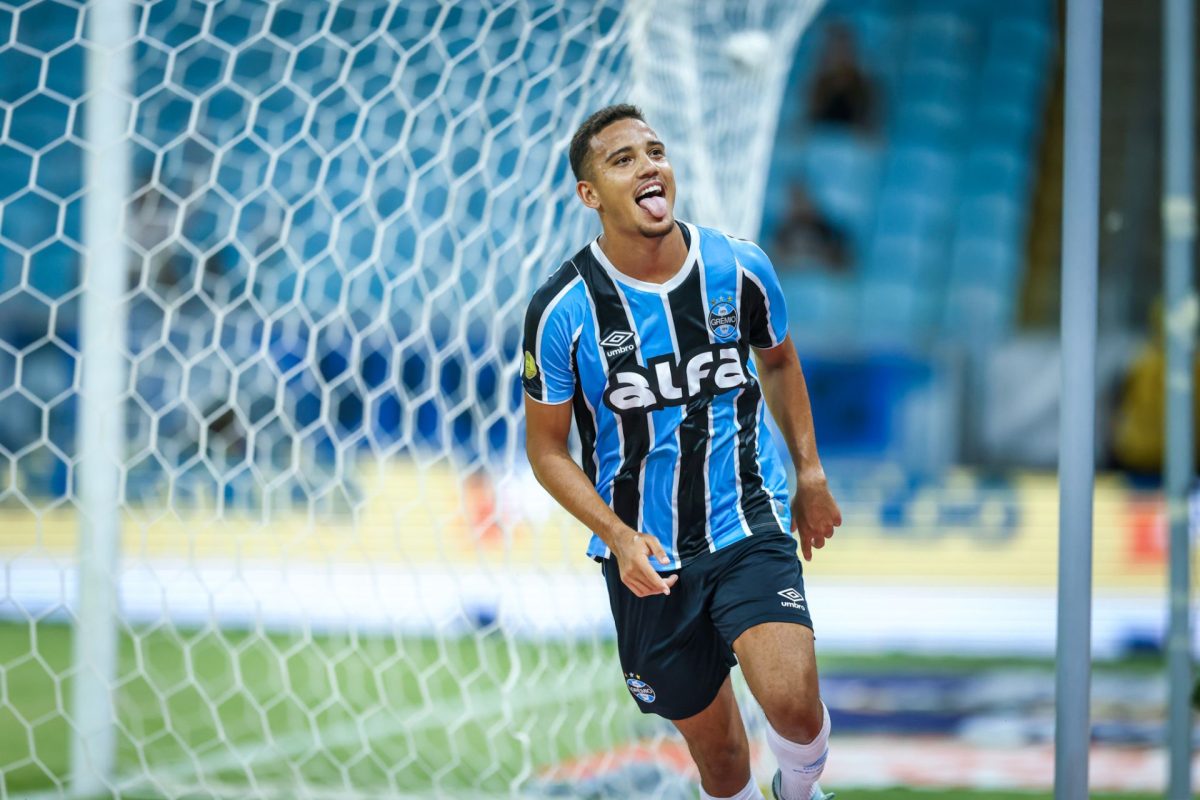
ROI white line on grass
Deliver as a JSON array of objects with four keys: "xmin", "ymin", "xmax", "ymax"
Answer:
[
  {"xmin": 111, "ymin": 678, "xmax": 611, "ymax": 799},
  {"xmin": 126, "ymin": 776, "xmax": 519, "ymax": 800}
]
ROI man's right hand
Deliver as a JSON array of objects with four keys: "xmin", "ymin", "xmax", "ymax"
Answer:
[{"xmin": 613, "ymin": 530, "xmax": 678, "ymax": 598}]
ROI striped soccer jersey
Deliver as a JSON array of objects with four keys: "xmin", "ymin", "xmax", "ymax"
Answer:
[{"xmin": 522, "ymin": 221, "xmax": 792, "ymax": 570}]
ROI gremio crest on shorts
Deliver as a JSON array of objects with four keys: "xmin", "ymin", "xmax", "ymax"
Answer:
[
  {"xmin": 708, "ymin": 295, "xmax": 738, "ymax": 340},
  {"xmin": 625, "ymin": 673, "xmax": 656, "ymax": 703}
]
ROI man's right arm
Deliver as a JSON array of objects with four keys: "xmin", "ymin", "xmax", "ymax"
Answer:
[{"xmin": 523, "ymin": 394, "xmax": 677, "ymax": 597}]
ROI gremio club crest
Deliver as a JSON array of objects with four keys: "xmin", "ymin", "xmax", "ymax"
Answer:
[
  {"xmin": 708, "ymin": 295, "xmax": 737, "ymax": 340},
  {"xmin": 625, "ymin": 673, "xmax": 656, "ymax": 703}
]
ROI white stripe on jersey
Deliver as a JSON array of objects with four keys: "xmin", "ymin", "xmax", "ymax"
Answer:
[
  {"xmin": 610, "ymin": 280, "xmax": 654, "ymax": 538},
  {"xmin": 659, "ymin": 292, "xmax": 683, "ymax": 568},
  {"xmin": 695, "ymin": 245, "xmax": 717, "ymax": 553},
  {"xmin": 580, "ymin": 282, "xmax": 615, "ymax": 560},
  {"xmin": 756, "ymin": 399, "xmax": 787, "ymax": 534},
  {"xmin": 739, "ymin": 258, "xmax": 783, "ymax": 347},
  {"xmin": 534, "ymin": 272, "xmax": 583, "ymax": 402},
  {"xmin": 731, "ymin": 266, "xmax": 753, "ymax": 539},
  {"xmin": 736, "ymin": 254, "xmax": 787, "ymax": 536},
  {"xmin": 570, "ymin": 317, "xmax": 595, "ymax": 474}
]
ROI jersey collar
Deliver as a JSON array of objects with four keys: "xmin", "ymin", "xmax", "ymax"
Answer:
[{"xmin": 589, "ymin": 221, "xmax": 699, "ymax": 294}]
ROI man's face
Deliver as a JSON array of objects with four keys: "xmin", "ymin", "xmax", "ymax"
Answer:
[{"xmin": 577, "ymin": 117, "xmax": 676, "ymax": 239}]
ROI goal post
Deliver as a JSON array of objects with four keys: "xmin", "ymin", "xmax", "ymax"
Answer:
[
  {"xmin": 0, "ymin": 1, "xmax": 823, "ymax": 797},
  {"xmin": 71, "ymin": 0, "xmax": 135, "ymax": 793}
]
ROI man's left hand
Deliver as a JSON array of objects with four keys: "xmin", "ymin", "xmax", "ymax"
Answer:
[{"xmin": 791, "ymin": 474, "xmax": 841, "ymax": 561}]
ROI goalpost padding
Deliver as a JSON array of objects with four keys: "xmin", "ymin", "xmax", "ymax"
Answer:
[{"xmin": 0, "ymin": 0, "xmax": 821, "ymax": 797}]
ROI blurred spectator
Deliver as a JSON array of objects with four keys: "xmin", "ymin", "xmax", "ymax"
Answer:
[
  {"xmin": 807, "ymin": 21, "xmax": 880, "ymax": 134},
  {"xmin": 127, "ymin": 180, "xmax": 190, "ymax": 295},
  {"xmin": 1110, "ymin": 300, "xmax": 1200, "ymax": 475},
  {"xmin": 771, "ymin": 183, "xmax": 851, "ymax": 271}
]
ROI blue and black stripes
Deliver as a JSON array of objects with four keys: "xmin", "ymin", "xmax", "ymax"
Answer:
[
  {"xmin": 666, "ymin": 255, "xmax": 716, "ymax": 561},
  {"xmin": 577, "ymin": 255, "xmax": 652, "ymax": 534},
  {"xmin": 522, "ymin": 221, "xmax": 792, "ymax": 569},
  {"xmin": 521, "ymin": 261, "xmax": 583, "ymax": 404}
]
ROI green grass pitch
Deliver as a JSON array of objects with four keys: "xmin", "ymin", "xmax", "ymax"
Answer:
[{"xmin": 0, "ymin": 621, "xmax": 1160, "ymax": 799}]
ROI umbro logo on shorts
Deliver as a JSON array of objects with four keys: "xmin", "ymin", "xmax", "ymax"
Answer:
[{"xmin": 778, "ymin": 588, "xmax": 806, "ymax": 610}]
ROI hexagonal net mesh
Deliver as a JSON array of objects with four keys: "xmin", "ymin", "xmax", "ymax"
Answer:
[{"xmin": 0, "ymin": 0, "xmax": 819, "ymax": 797}]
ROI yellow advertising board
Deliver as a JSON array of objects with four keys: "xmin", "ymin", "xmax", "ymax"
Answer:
[{"xmin": 0, "ymin": 464, "xmax": 1193, "ymax": 594}]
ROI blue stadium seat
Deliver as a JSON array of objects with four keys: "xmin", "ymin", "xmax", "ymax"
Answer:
[
  {"xmin": 961, "ymin": 149, "xmax": 1030, "ymax": 199},
  {"xmin": 857, "ymin": 277, "xmax": 940, "ymax": 345},
  {"xmin": 957, "ymin": 194, "xmax": 1025, "ymax": 242},
  {"xmin": 974, "ymin": 102, "xmax": 1041, "ymax": 150},
  {"xmin": 907, "ymin": 13, "xmax": 976, "ymax": 60},
  {"xmin": 889, "ymin": 112, "xmax": 964, "ymax": 153},
  {"xmin": 865, "ymin": 233, "xmax": 943, "ymax": 285},
  {"xmin": 771, "ymin": 0, "xmax": 1053, "ymax": 348},
  {"xmin": 808, "ymin": 10, "xmax": 901, "ymax": 81},
  {"xmin": 989, "ymin": 18, "xmax": 1055, "ymax": 76},
  {"xmin": 914, "ymin": 0, "xmax": 990, "ymax": 15},
  {"xmin": 883, "ymin": 146, "xmax": 959, "ymax": 197},
  {"xmin": 942, "ymin": 284, "xmax": 1015, "ymax": 343},
  {"xmin": 801, "ymin": 131, "xmax": 882, "ymax": 241},
  {"xmin": 852, "ymin": 11, "xmax": 903, "ymax": 74},
  {"xmin": 779, "ymin": 271, "xmax": 859, "ymax": 341},
  {"xmin": 1000, "ymin": 0, "xmax": 1054, "ymax": 24},
  {"xmin": 976, "ymin": 65, "xmax": 1046, "ymax": 115},
  {"xmin": 893, "ymin": 98, "xmax": 967, "ymax": 144},
  {"xmin": 873, "ymin": 189, "xmax": 952, "ymax": 241},
  {"xmin": 900, "ymin": 59, "xmax": 971, "ymax": 113},
  {"xmin": 949, "ymin": 235, "xmax": 1022, "ymax": 293},
  {"xmin": 0, "ymin": 145, "xmax": 34, "ymax": 202},
  {"xmin": 773, "ymin": 139, "xmax": 809, "ymax": 182},
  {"xmin": 758, "ymin": 179, "xmax": 791, "ymax": 246},
  {"xmin": 844, "ymin": 0, "xmax": 906, "ymax": 14}
]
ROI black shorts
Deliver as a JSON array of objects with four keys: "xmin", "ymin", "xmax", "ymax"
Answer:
[{"xmin": 602, "ymin": 532, "xmax": 814, "ymax": 721}]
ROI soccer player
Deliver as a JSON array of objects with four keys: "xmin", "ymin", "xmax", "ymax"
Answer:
[{"xmin": 522, "ymin": 104, "xmax": 841, "ymax": 800}]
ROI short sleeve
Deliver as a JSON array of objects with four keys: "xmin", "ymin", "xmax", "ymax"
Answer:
[
  {"xmin": 734, "ymin": 239, "xmax": 789, "ymax": 348},
  {"xmin": 522, "ymin": 276, "xmax": 581, "ymax": 404}
]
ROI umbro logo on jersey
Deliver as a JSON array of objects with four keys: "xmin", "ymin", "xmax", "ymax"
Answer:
[
  {"xmin": 600, "ymin": 331, "xmax": 634, "ymax": 347},
  {"xmin": 600, "ymin": 330, "xmax": 636, "ymax": 358},
  {"xmin": 603, "ymin": 343, "xmax": 748, "ymax": 413},
  {"xmin": 778, "ymin": 588, "xmax": 806, "ymax": 611}
]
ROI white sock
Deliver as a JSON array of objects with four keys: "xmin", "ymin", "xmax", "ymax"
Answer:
[
  {"xmin": 700, "ymin": 773, "xmax": 766, "ymax": 800},
  {"xmin": 765, "ymin": 702, "xmax": 830, "ymax": 800}
]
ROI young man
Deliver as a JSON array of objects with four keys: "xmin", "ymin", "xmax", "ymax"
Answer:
[{"xmin": 522, "ymin": 104, "xmax": 841, "ymax": 800}]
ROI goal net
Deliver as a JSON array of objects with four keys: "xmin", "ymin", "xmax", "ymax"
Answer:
[{"xmin": 0, "ymin": 0, "xmax": 820, "ymax": 797}]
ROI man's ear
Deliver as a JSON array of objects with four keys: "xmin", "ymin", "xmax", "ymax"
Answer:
[{"xmin": 576, "ymin": 180, "xmax": 600, "ymax": 210}]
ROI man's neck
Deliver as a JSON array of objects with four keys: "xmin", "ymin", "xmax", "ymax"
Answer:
[{"xmin": 597, "ymin": 223, "xmax": 688, "ymax": 285}]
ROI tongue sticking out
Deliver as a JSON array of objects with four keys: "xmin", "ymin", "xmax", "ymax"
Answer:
[{"xmin": 638, "ymin": 194, "xmax": 668, "ymax": 220}]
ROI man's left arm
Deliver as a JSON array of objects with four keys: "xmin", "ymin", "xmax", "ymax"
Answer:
[{"xmin": 754, "ymin": 334, "xmax": 842, "ymax": 561}]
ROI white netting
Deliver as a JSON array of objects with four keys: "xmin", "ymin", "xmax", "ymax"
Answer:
[
  {"xmin": 629, "ymin": 1, "xmax": 825, "ymax": 238},
  {"xmin": 0, "ymin": 1, "xmax": 818, "ymax": 797}
]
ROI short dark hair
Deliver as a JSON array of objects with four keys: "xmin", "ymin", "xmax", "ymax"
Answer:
[{"xmin": 569, "ymin": 104, "xmax": 646, "ymax": 181}]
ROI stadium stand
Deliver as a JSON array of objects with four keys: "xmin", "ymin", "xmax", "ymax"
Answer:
[
  {"xmin": 765, "ymin": 0, "xmax": 1055, "ymax": 350},
  {"xmin": 0, "ymin": 0, "xmax": 1055, "ymax": 494}
]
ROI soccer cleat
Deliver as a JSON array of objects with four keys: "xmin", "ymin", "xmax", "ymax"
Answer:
[{"xmin": 771, "ymin": 770, "xmax": 836, "ymax": 800}]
